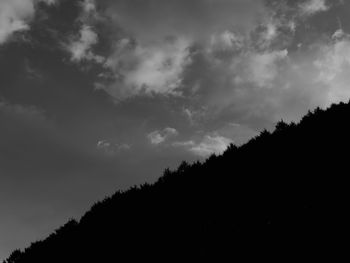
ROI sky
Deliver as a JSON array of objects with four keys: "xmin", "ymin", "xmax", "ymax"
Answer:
[{"xmin": 0, "ymin": 0, "xmax": 350, "ymax": 259}]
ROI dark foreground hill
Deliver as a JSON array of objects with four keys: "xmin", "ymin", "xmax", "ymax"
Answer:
[{"xmin": 5, "ymin": 102, "xmax": 350, "ymax": 262}]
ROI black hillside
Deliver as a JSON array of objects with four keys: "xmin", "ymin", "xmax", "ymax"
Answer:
[{"xmin": 5, "ymin": 102, "xmax": 350, "ymax": 262}]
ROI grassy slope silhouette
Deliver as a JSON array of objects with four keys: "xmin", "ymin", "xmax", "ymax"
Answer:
[{"xmin": 4, "ymin": 102, "xmax": 350, "ymax": 262}]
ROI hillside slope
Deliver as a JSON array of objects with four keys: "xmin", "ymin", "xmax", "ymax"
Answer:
[{"xmin": 4, "ymin": 102, "xmax": 350, "ymax": 262}]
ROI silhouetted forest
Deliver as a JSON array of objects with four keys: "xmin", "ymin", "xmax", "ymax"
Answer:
[{"xmin": 4, "ymin": 102, "xmax": 350, "ymax": 262}]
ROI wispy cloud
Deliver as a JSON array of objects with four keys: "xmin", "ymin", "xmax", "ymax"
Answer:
[
  {"xmin": 314, "ymin": 31, "xmax": 350, "ymax": 105},
  {"xmin": 0, "ymin": 0, "xmax": 55, "ymax": 44},
  {"xmin": 98, "ymin": 37, "xmax": 191, "ymax": 100},
  {"xmin": 148, "ymin": 128, "xmax": 179, "ymax": 145},
  {"xmin": 66, "ymin": 25, "xmax": 104, "ymax": 63},
  {"xmin": 97, "ymin": 140, "xmax": 131, "ymax": 155},
  {"xmin": 299, "ymin": 0, "xmax": 329, "ymax": 16},
  {"xmin": 173, "ymin": 134, "xmax": 233, "ymax": 158},
  {"xmin": 65, "ymin": 0, "xmax": 104, "ymax": 64},
  {"xmin": 233, "ymin": 49, "xmax": 289, "ymax": 88}
]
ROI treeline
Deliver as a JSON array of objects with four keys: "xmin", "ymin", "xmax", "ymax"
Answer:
[{"xmin": 5, "ymin": 102, "xmax": 350, "ymax": 262}]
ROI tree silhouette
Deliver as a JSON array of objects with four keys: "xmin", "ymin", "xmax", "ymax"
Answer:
[{"xmin": 4, "ymin": 101, "xmax": 350, "ymax": 262}]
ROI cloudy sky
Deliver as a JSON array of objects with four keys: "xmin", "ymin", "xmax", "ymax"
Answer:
[{"xmin": 1, "ymin": 0, "xmax": 349, "ymax": 259}]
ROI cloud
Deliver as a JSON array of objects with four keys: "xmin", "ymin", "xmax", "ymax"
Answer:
[
  {"xmin": 97, "ymin": 140, "xmax": 130, "ymax": 155},
  {"xmin": 171, "ymin": 0, "xmax": 347, "ymax": 128},
  {"xmin": 65, "ymin": 0, "xmax": 105, "ymax": 63},
  {"xmin": 147, "ymin": 127, "xmax": 179, "ymax": 145},
  {"xmin": 93, "ymin": 0, "xmax": 331, "ymax": 104},
  {"xmin": 234, "ymin": 49, "xmax": 289, "ymax": 88},
  {"xmin": 263, "ymin": 22, "xmax": 279, "ymax": 42},
  {"xmin": 172, "ymin": 141, "xmax": 196, "ymax": 148},
  {"xmin": 299, "ymin": 0, "xmax": 329, "ymax": 16},
  {"xmin": 190, "ymin": 135, "xmax": 232, "ymax": 157},
  {"xmin": 0, "ymin": 0, "xmax": 55, "ymax": 44},
  {"xmin": 94, "ymin": 0, "xmax": 319, "ymax": 104},
  {"xmin": 93, "ymin": 0, "xmax": 267, "ymax": 101},
  {"xmin": 98, "ymin": 37, "xmax": 191, "ymax": 100},
  {"xmin": 66, "ymin": 25, "xmax": 104, "ymax": 63},
  {"xmin": 314, "ymin": 32, "xmax": 350, "ymax": 105},
  {"xmin": 173, "ymin": 134, "xmax": 233, "ymax": 157},
  {"xmin": 81, "ymin": 0, "xmax": 96, "ymax": 14},
  {"xmin": 332, "ymin": 29, "xmax": 345, "ymax": 40},
  {"xmin": 176, "ymin": 32, "xmax": 324, "ymax": 130},
  {"xmin": 209, "ymin": 31, "xmax": 245, "ymax": 53},
  {"xmin": 182, "ymin": 107, "xmax": 209, "ymax": 126},
  {"xmin": 118, "ymin": 39, "xmax": 190, "ymax": 96},
  {"xmin": 3, "ymin": 1, "xmax": 350, "ymax": 259},
  {"xmin": 0, "ymin": 0, "xmax": 34, "ymax": 44}
]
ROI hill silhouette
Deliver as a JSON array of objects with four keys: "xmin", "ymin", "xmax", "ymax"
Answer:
[{"xmin": 4, "ymin": 102, "xmax": 350, "ymax": 262}]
